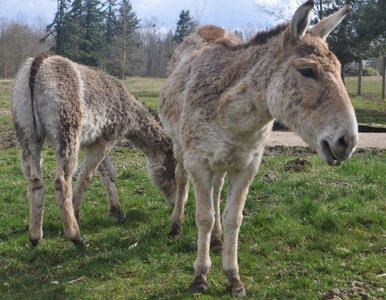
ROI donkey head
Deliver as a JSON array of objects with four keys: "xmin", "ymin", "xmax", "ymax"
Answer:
[
  {"xmin": 267, "ymin": 1, "xmax": 358, "ymax": 166},
  {"xmin": 147, "ymin": 149, "xmax": 177, "ymax": 206}
]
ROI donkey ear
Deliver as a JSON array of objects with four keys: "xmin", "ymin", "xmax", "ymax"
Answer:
[
  {"xmin": 289, "ymin": 0, "xmax": 314, "ymax": 40},
  {"xmin": 310, "ymin": 4, "xmax": 351, "ymax": 40}
]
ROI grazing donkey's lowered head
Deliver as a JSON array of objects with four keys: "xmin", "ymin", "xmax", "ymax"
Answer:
[
  {"xmin": 265, "ymin": 1, "xmax": 358, "ymax": 165},
  {"xmin": 160, "ymin": 0, "xmax": 358, "ymax": 297}
]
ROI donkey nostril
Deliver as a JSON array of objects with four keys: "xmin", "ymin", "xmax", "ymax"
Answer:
[{"xmin": 337, "ymin": 135, "xmax": 349, "ymax": 149}]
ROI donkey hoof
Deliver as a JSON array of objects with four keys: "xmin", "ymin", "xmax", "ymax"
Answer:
[
  {"xmin": 226, "ymin": 278, "xmax": 246, "ymax": 297},
  {"xmin": 109, "ymin": 207, "xmax": 125, "ymax": 224},
  {"xmin": 28, "ymin": 239, "xmax": 40, "ymax": 249},
  {"xmin": 168, "ymin": 223, "xmax": 182, "ymax": 238},
  {"xmin": 71, "ymin": 238, "xmax": 86, "ymax": 249},
  {"xmin": 210, "ymin": 238, "xmax": 223, "ymax": 255},
  {"xmin": 188, "ymin": 275, "xmax": 209, "ymax": 295}
]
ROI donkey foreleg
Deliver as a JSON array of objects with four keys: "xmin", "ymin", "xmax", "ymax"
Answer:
[
  {"xmin": 188, "ymin": 166, "xmax": 215, "ymax": 294},
  {"xmin": 169, "ymin": 161, "xmax": 189, "ymax": 237},
  {"xmin": 98, "ymin": 155, "xmax": 125, "ymax": 224},
  {"xmin": 222, "ymin": 155, "xmax": 262, "ymax": 297},
  {"xmin": 210, "ymin": 172, "xmax": 225, "ymax": 254},
  {"xmin": 72, "ymin": 141, "xmax": 112, "ymax": 221}
]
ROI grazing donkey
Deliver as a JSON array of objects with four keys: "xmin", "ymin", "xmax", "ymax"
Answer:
[
  {"xmin": 12, "ymin": 54, "xmax": 176, "ymax": 247},
  {"xmin": 160, "ymin": 1, "xmax": 358, "ymax": 297}
]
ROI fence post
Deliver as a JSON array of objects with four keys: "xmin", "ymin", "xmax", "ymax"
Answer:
[
  {"xmin": 382, "ymin": 55, "xmax": 385, "ymax": 100},
  {"xmin": 357, "ymin": 58, "xmax": 362, "ymax": 96}
]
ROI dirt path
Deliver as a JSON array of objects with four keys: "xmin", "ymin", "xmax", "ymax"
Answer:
[{"xmin": 267, "ymin": 132, "xmax": 386, "ymax": 148}]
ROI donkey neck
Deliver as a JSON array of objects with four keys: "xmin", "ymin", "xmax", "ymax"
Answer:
[
  {"xmin": 125, "ymin": 105, "xmax": 173, "ymax": 158},
  {"xmin": 215, "ymin": 36, "xmax": 283, "ymax": 133}
]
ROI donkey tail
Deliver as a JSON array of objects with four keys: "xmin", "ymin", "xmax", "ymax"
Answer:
[
  {"xmin": 28, "ymin": 53, "xmax": 50, "ymax": 143},
  {"xmin": 12, "ymin": 53, "xmax": 50, "ymax": 144}
]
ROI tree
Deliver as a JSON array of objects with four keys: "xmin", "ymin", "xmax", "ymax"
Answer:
[
  {"xmin": 0, "ymin": 20, "xmax": 50, "ymax": 78},
  {"xmin": 113, "ymin": 0, "xmax": 140, "ymax": 79},
  {"xmin": 81, "ymin": 0, "xmax": 106, "ymax": 66},
  {"xmin": 173, "ymin": 10, "xmax": 196, "ymax": 43},
  {"xmin": 44, "ymin": 0, "xmax": 71, "ymax": 55},
  {"xmin": 104, "ymin": 0, "xmax": 117, "ymax": 45}
]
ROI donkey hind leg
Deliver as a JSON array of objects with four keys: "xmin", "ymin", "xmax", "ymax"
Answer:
[
  {"xmin": 169, "ymin": 161, "xmax": 189, "ymax": 237},
  {"xmin": 98, "ymin": 154, "xmax": 125, "ymax": 224},
  {"xmin": 72, "ymin": 141, "xmax": 112, "ymax": 221},
  {"xmin": 223, "ymin": 154, "xmax": 263, "ymax": 297},
  {"xmin": 210, "ymin": 172, "xmax": 225, "ymax": 254},
  {"xmin": 188, "ymin": 166, "xmax": 215, "ymax": 294},
  {"xmin": 54, "ymin": 141, "xmax": 83, "ymax": 246},
  {"xmin": 21, "ymin": 143, "xmax": 45, "ymax": 247}
]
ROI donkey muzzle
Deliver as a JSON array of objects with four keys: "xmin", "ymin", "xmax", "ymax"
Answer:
[{"xmin": 319, "ymin": 133, "xmax": 358, "ymax": 166}]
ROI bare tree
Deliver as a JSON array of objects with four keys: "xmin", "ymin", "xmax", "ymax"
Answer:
[
  {"xmin": 138, "ymin": 18, "xmax": 176, "ymax": 77},
  {"xmin": 0, "ymin": 19, "xmax": 51, "ymax": 78},
  {"xmin": 254, "ymin": 0, "xmax": 299, "ymax": 21}
]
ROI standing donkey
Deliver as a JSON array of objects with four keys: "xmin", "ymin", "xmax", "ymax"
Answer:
[
  {"xmin": 160, "ymin": 1, "xmax": 358, "ymax": 297},
  {"xmin": 12, "ymin": 54, "xmax": 176, "ymax": 247}
]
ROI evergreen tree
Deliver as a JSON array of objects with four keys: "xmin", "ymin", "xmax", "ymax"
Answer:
[
  {"xmin": 114, "ymin": 0, "xmax": 140, "ymax": 78},
  {"xmin": 104, "ymin": 0, "xmax": 118, "ymax": 44},
  {"xmin": 43, "ymin": 0, "xmax": 71, "ymax": 55},
  {"xmin": 173, "ymin": 10, "xmax": 196, "ymax": 43},
  {"xmin": 81, "ymin": 0, "xmax": 106, "ymax": 66},
  {"xmin": 61, "ymin": 0, "xmax": 85, "ymax": 61}
]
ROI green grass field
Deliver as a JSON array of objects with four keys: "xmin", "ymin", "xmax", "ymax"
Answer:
[
  {"xmin": 0, "ymin": 147, "xmax": 385, "ymax": 299},
  {"xmin": 0, "ymin": 77, "xmax": 385, "ymax": 299},
  {"xmin": 345, "ymin": 76, "xmax": 386, "ymax": 125}
]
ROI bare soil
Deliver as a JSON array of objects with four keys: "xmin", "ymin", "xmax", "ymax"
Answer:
[{"xmin": 267, "ymin": 132, "xmax": 386, "ymax": 149}]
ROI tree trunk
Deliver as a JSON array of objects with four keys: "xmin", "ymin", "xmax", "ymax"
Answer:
[
  {"xmin": 382, "ymin": 55, "xmax": 385, "ymax": 100},
  {"xmin": 357, "ymin": 58, "xmax": 362, "ymax": 96},
  {"xmin": 121, "ymin": 4, "xmax": 127, "ymax": 80}
]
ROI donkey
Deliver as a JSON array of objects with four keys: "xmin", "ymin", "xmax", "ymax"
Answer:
[
  {"xmin": 12, "ymin": 54, "xmax": 176, "ymax": 247},
  {"xmin": 159, "ymin": 1, "xmax": 358, "ymax": 297}
]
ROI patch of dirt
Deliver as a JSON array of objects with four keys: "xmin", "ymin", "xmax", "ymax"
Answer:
[
  {"xmin": 283, "ymin": 158, "xmax": 312, "ymax": 172},
  {"xmin": 0, "ymin": 130, "xmax": 16, "ymax": 149},
  {"xmin": 264, "ymin": 145, "xmax": 315, "ymax": 157},
  {"xmin": 330, "ymin": 179, "xmax": 353, "ymax": 189},
  {"xmin": 323, "ymin": 281, "xmax": 384, "ymax": 300},
  {"xmin": 262, "ymin": 171, "xmax": 277, "ymax": 182}
]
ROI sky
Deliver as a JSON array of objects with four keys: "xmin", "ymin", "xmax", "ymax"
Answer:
[{"xmin": 0, "ymin": 0, "xmax": 297, "ymax": 31}]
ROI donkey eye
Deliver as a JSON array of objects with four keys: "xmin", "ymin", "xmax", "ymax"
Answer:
[{"xmin": 298, "ymin": 68, "xmax": 316, "ymax": 80}]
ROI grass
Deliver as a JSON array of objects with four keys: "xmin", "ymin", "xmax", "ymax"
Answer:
[
  {"xmin": 0, "ymin": 147, "xmax": 385, "ymax": 299},
  {"xmin": 345, "ymin": 76, "xmax": 386, "ymax": 125},
  {"xmin": 0, "ymin": 80, "xmax": 13, "ymax": 142},
  {"xmin": 124, "ymin": 77, "xmax": 167, "ymax": 111}
]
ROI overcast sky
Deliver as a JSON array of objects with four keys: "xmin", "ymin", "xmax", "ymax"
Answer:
[{"xmin": 0, "ymin": 0, "xmax": 297, "ymax": 31}]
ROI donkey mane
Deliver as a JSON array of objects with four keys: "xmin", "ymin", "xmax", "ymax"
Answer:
[
  {"xmin": 246, "ymin": 23, "xmax": 288, "ymax": 47},
  {"xmin": 214, "ymin": 23, "xmax": 288, "ymax": 51}
]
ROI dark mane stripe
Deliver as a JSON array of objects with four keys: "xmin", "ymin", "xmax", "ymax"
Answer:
[
  {"xmin": 219, "ymin": 23, "xmax": 288, "ymax": 50},
  {"xmin": 29, "ymin": 53, "xmax": 50, "ymax": 142},
  {"xmin": 246, "ymin": 23, "xmax": 288, "ymax": 46}
]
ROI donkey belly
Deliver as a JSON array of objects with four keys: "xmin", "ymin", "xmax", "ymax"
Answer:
[{"xmin": 79, "ymin": 110, "xmax": 106, "ymax": 146}]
